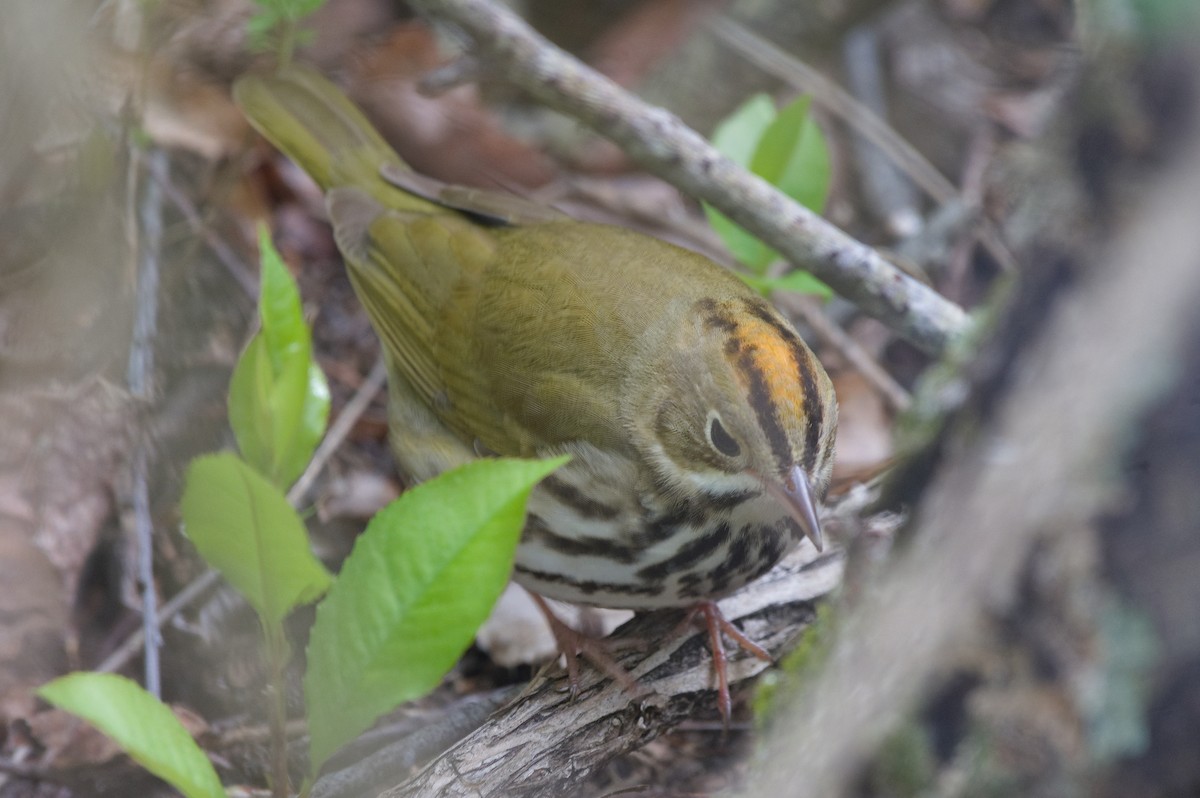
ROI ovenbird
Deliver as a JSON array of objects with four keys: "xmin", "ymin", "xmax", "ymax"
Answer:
[{"xmin": 234, "ymin": 65, "xmax": 837, "ymax": 689}]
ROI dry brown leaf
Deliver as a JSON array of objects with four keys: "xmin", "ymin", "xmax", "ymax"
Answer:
[
  {"xmin": 347, "ymin": 24, "xmax": 562, "ymax": 190},
  {"xmin": 586, "ymin": 0, "xmax": 718, "ymax": 88}
]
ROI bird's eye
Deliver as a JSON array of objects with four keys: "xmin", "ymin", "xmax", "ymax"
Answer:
[{"xmin": 708, "ymin": 415, "xmax": 741, "ymax": 458}]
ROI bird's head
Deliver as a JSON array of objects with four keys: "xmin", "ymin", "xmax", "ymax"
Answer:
[{"xmin": 627, "ymin": 295, "xmax": 837, "ymax": 550}]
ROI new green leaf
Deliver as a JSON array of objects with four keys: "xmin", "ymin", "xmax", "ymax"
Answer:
[
  {"xmin": 182, "ymin": 453, "xmax": 331, "ymax": 625},
  {"xmin": 705, "ymin": 93, "xmax": 778, "ymax": 270},
  {"xmin": 228, "ymin": 227, "xmax": 330, "ymax": 488},
  {"xmin": 704, "ymin": 94, "xmax": 832, "ymax": 296},
  {"xmin": 304, "ymin": 456, "xmax": 568, "ymax": 771},
  {"xmin": 39, "ymin": 673, "xmax": 225, "ymax": 798},
  {"xmin": 252, "ymin": 0, "xmax": 325, "ymax": 16},
  {"xmin": 743, "ymin": 270, "xmax": 833, "ymax": 301},
  {"xmin": 247, "ymin": 0, "xmax": 325, "ymax": 50},
  {"xmin": 750, "ymin": 96, "xmax": 831, "ymax": 222},
  {"xmin": 710, "ymin": 93, "xmax": 776, "ymax": 166}
]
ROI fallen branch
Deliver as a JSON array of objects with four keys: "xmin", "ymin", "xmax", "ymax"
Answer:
[{"xmin": 337, "ymin": 547, "xmax": 847, "ymax": 798}]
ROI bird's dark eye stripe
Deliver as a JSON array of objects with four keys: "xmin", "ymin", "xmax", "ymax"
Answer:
[
  {"xmin": 798, "ymin": 351, "xmax": 822, "ymax": 473},
  {"xmin": 708, "ymin": 416, "xmax": 741, "ymax": 457},
  {"xmin": 733, "ymin": 345, "xmax": 792, "ymax": 470},
  {"xmin": 741, "ymin": 299, "xmax": 824, "ymax": 472}
]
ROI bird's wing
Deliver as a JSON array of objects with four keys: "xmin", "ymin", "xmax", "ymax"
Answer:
[{"xmin": 328, "ymin": 188, "xmax": 634, "ymax": 458}]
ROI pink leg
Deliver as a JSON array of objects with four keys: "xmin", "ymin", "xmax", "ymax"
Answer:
[
  {"xmin": 691, "ymin": 601, "xmax": 774, "ymax": 726},
  {"xmin": 529, "ymin": 593, "xmax": 639, "ymax": 697},
  {"xmin": 528, "ymin": 594, "xmax": 772, "ymax": 725}
]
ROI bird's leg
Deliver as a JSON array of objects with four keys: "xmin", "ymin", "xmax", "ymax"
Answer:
[
  {"xmin": 680, "ymin": 601, "xmax": 774, "ymax": 725},
  {"xmin": 528, "ymin": 593, "xmax": 640, "ymax": 697},
  {"xmin": 529, "ymin": 594, "xmax": 770, "ymax": 724}
]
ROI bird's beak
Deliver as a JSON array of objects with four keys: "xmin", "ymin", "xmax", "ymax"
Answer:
[{"xmin": 761, "ymin": 464, "xmax": 824, "ymax": 552}]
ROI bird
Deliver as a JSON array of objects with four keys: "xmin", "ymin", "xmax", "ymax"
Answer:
[{"xmin": 233, "ymin": 64, "xmax": 837, "ymax": 719}]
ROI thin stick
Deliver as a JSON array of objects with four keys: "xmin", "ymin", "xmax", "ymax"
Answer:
[
  {"xmin": 155, "ymin": 168, "xmax": 259, "ymax": 298},
  {"xmin": 97, "ymin": 570, "xmax": 222, "ymax": 675},
  {"xmin": 408, "ymin": 0, "xmax": 969, "ymax": 356},
  {"xmin": 943, "ymin": 124, "xmax": 996, "ymax": 302},
  {"xmin": 127, "ymin": 147, "xmax": 169, "ymax": 697}
]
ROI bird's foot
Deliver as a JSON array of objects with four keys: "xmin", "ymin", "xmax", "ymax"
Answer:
[
  {"xmin": 677, "ymin": 600, "xmax": 774, "ymax": 726},
  {"xmin": 529, "ymin": 595, "xmax": 772, "ymax": 726},
  {"xmin": 529, "ymin": 593, "xmax": 641, "ymax": 699}
]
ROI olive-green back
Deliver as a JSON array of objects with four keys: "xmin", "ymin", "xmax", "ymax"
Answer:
[{"xmin": 233, "ymin": 66, "xmax": 757, "ymax": 459}]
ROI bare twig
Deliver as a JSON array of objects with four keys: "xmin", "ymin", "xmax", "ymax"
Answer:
[
  {"xmin": 128, "ymin": 149, "xmax": 166, "ymax": 399},
  {"xmin": 128, "ymin": 446, "xmax": 160, "ymax": 694},
  {"xmin": 408, "ymin": 0, "xmax": 969, "ymax": 356},
  {"xmin": 942, "ymin": 125, "xmax": 996, "ymax": 302},
  {"xmin": 96, "ymin": 568, "xmax": 222, "ymax": 675},
  {"xmin": 127, "ymin": 146, "xmax": 168, "ymax": 698},
  {"xmin": 710, "ymin": 17, "xmax": 956, "ymax": 209},
  {"xmin": 156, "ymin": 167, "xmax": 259, "ymax": 298}
]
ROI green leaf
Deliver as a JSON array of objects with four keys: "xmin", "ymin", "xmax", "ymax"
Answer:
[
  {"xmin": 228, "ymin": 227, "xmax": 330, "ymax": 487},
  {"xmin": 181, "ymin": 453, "xmax": 331, "ymax": 625},
  {"xmin": 742, "ymin": 269, "xmax": 832, "ymax": 301},
  {"xmin": 751, "ymin": 95, "xmax": 831, "ymax": 218},
  {"xmin": 228, "ymin": 335, "xmax": 273, "ymax": 477},
  {"xmin": 251, "ymin": 0, "xmax": 325, "ymax": 17},
  {"xmin": 704, "ymin": 94, "xmax": 832, "ymax": 278},
  {"xmin": 710, "ymin": 93, "xmax": 776, "ymax": 167},
  {"xmin": 38, "ymin": 673, "xmax": 225, "ymax": 798},
  {"xmin": 256, "ymin": 225, "xmax": 306, "ymax": 373},
  {"xmin": 704, "ymin": 93, "xmax": 778, "ymax": 272},
  {"xmin": 704, "ymin": 207, "xmax": 775, "ymax": 273},
  {"xmin": 246, "ymin": 9, "xmax": 281, "ymax": 36},
  {"xmin": 304, "ymin": 456, "xmax": 568, "ymax": 771}
]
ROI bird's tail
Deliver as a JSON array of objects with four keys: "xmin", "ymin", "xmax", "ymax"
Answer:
[{"xmin": 233, "ymin": 65, "xmax": 438, "ymax": 215}]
